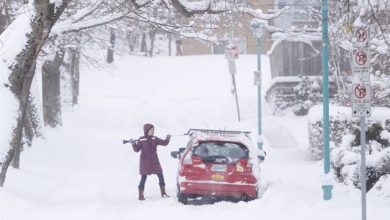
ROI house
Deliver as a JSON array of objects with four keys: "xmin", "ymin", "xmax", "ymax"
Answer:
[
  {"xmin": 264, "ymin": 0, "xmax": 325, "ymax": 112},
  {"xmin": 179, "ymin": 0, "xmax": 275, "ymax": 56}
]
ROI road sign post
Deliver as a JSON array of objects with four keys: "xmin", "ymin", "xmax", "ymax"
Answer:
[
  {"xmin": 228, "ymin": 60, "xmax": 237, "ymax": 75},
  {"xmin": 254, "ymin": 70, "xmax": 261, "ymax": 86},
  {"xmin": 251, "ymin": 18, "xmax": 265, "ymax": 150},
  {"xmin": 352, "ymin": 25, "xmax": 370, "ymax": 220},
  {"xmin": 360, "ymin": 117, "xmax": 367, "ymax": 220},
  {"xmin": 225, "ymin": 44, "xmax": 241, "ymax": 122}
]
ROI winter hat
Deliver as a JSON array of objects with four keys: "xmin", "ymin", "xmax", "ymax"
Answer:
[{"xmin": 143, "ymin": 123, "xmax": 154, "ymax": 136}]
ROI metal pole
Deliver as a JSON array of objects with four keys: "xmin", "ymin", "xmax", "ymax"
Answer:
[
  {"xmin": 256, "ymin": 37, "xmax": 263, "ymax": 150},
  {"xmin": 228, "ymin": 0, "xmax": 241, "ymax": 122},
  {"xmin": 232, "ymin": 76, "xmax": 241, "ymax": 121},
  {"xmin": 360, "ymin": 117, "xmax": 367, "ymax": 220},
  {"xmin": 321, "ymin": 0, "xmax": 333, "ymax": 200}
]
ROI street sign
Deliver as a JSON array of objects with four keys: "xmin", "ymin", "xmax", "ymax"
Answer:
[
  {"xmin": 225, "ymin": 45, "xmax": 239, "ymax": 60},
  {"xmin": 251, "ymin": 19, "xmax": 265, "ymax": 38},
  {"xmin": 254, "ymin": 70, "xmax": 261, "ymax": 85},
  {"xmin": 352, "ymin": 83, "xmax": 371, "ymax": 117},
  {"xmin": 228, "ymin": 60, "xmax": 236, "ymax": 75},
  {"xmin": 352, "ymin": 27, "xmax": 370, "ymax": 48},
  {"xmin": 352, "ymin": 48, "xmax": 370, "ymax": 81}
]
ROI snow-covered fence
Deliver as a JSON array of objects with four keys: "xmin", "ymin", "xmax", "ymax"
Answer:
[
  {"xmin": 308, "ymin": 105, "xmax": 390, "ymax": 190},
  {"xmin": 268, "ymin": 39, "xmax": 322, "ymax": 79}
]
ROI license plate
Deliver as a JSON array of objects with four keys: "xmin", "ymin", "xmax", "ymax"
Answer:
[
  {"xmin": 211, "ymin": 174, "xmax": 224, "ymax": 181},
  {"xmin": 211, "ymin": 164, "xmax": 227, "ymax": 172}
]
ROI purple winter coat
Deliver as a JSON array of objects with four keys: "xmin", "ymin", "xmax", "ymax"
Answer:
[{"xmin": 132, "ymin": 123, "xmax": 170, "ymax": 175}]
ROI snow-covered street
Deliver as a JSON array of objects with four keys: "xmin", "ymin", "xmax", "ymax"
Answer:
[{"xmin": 1, "ymin": 55, "xmax": 389, "ymax": 220}]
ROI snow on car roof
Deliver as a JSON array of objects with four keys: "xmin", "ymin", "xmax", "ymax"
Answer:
[{"xmin": 189, "ymin": 130, "xmax": 253, "ymax": 149}]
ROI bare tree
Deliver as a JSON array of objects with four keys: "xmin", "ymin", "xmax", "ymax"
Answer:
[
  {"xmin": 106, "ymin": 28, "xmax": 116, "ymax": 63},
  {"xmin": 1, "ymin": 0, "xmax": 69, "ymax": 186},
  {"xmin": 42, "ymin": 50, "xmax": 65, "ymax": 127}
]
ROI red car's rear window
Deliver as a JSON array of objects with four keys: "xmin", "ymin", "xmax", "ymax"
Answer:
[{"xmin": 192, "ymin": 141, "xmax": 248, "ymax": 163}]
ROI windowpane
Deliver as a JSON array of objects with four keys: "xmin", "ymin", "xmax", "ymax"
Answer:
[{"xmin": 193, "ymin": 142, "xmax": 248, "ymax": 162}]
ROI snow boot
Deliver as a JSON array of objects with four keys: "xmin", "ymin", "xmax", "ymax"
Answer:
[
  {"xmin": 160, "ymin": 185, "xmax": 169, "ymax": 198},
  {"xmin": 138, "ymin": 188, "xmax": 145, "ymax": 201}
]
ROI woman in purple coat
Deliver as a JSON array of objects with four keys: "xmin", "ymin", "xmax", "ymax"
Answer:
[{"xmin": 129, "ymin": 123, "xmax": 171, "ymax": 201}]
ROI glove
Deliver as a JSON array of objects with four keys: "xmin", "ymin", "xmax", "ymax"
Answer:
[
  {"xmin": 129, "ymin": 139, "xmax": 136, "ymax": 144},
  {"xmin": 166, "ymin": 135, "xmax": 171, "ymax": 140}
]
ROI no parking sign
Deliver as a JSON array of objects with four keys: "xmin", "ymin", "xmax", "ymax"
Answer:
[
  {"xmin": 352, "ymin": 27, "xmax": 370, "ymax": 48},
  {"xmin": 351, "ymin": 25, "xmax": 371, "ymax": 117},
  {"xmin": 352, "ymin": 83, "xmax": 371, "ymax": 117},
  {"xmin": 351, "ymin": 48, "xmax": 370, "ymax": 81}
]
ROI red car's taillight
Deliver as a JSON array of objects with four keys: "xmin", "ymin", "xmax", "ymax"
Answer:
[
  {"xmin": 182, "ymin": 153, "xmax": 203, "ymax": 164},
  {"xmin": 180, "ymin": 154, "xmax": 203, "ymax": 173},
  {"xmin": 235, "ymin": 160, "xmax": 253, "ymax": 174}
]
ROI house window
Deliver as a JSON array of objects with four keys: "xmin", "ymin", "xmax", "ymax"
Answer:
[
  {"xmin": 235, "ymin": 0, "xmax": 246, "ymax": 7},
  {"xmin": 213, "ymin": 41, "xmax": 228, "ymax": 54},
  {"xmin": 278, "ymin": 0, "xmax": 289, "ymax": 9}
]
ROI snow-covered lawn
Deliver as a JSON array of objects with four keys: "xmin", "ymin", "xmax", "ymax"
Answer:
[{"xmin": 1, "ymin": 55, "xmax": 389, "ymax": 220}]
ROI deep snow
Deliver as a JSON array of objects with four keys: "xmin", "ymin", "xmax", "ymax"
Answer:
[{"xmin": 1, "ymin": 54, "xmax": 389, "ymax": 220}]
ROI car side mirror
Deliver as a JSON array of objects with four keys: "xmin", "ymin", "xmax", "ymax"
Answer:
[
  {"xmin": 171, "ymin": 148, "xmax": 186, "ymax": 159},
  {"xmin": 171, "ymin": 151, "xmax": 180, "ymax": 159}
]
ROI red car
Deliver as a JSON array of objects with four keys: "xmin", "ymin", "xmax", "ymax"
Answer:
[{"xmin": 171, "ymin": 129, "xmax": 265, "ymax": 204}]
